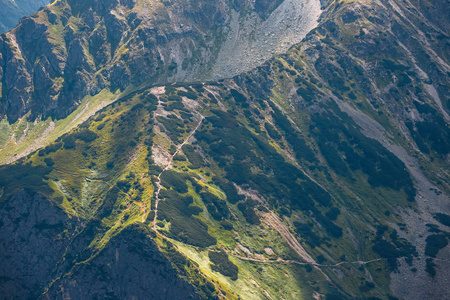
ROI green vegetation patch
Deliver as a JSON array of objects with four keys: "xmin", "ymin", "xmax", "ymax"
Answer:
[
  {"xmin": 372, "ymin": 227, "xmax": 417, "ymax": 270},
  {"xmin": 208, "ymin": 250, "xmax": 239, "ymax": 280},
  {"xmin": 425, "ymin": 234, "xmax": 449, "ymax": 257},
  {"xmin": 212, "ymin": 177, "xmax": 244, "ymax": 204},
  {"xmin": 178, "ymin": 89, "xmax": 198, "ymax": 100},
  {"xmin": 157, "ymin": 115, "xmax": 186, "ymax": 144},
  {"xmin": 434, "ymin": 213, "xmax": 450, "ymax": 227},
  {"xmin": 426, "ymin": 258, "xmax": 437, "ymax": 277},
  {"xmin": 406, "ymin": 102, "xmax": 450, "ymax": 156},
  {"xmin": 294, "ymin": 221, "xmax": 324, "ymax": 248},
  {"xmin": 97, "ymin": 186, "xmax": 120, "ymax": 219},
  {"xmin": 237, "ymin": 200, "xmax": 260, "ymax": 225},
  {"xmin": 61, "ymin": 128, "xmax": 98, "ymax": 149},
  {"xmin": 182, "ymin": 144, "xmax": 204, "ymax": 169},
  {"xmin": 311, "ymin": 110, "xmax": 416, "ymax": 201},
  {"xmin": 268, "ymin": 102, "xmax": 316, "ymax": 162},
  {"xmin": 0, "ymin": 162, "xmax": 53, "ymax": 198},
  {"xmin": 38, "ymin": 142, "xmax": 63, "ymax": 156},
  {"xmin": 158, "ymin": 189, "xmax": 216, "ymax": 247},
  {"xmin": 160, "ymin": 170, "xmax": 190, "ymax": 193},
  {"xmin": 200, "ymin": 191, "xmax": 231, "ymax": 221},
  {"xmin": 264, "ymin": 122, "xmax": 282, "ymax": 140}
]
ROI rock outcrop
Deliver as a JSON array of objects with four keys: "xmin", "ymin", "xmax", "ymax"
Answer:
[
  {"xmin": 0, "ymin": 189, "xmax": 201, "ymax": 299},
  {"xmin": 0, "ymin": 0, "xmax": 321, "ymax": 122}
]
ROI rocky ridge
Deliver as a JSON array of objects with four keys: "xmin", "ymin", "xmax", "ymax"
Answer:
[{"xmin": 0, "ymin": 0, "xmax": 321, "ymax": 122}]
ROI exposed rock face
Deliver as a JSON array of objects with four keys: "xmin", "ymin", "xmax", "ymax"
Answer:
[
  {"xmin": 0, "ymin": 0, "xmax": 50, "ymax": 33},
  {"xmin": 0, "ymin": 190, "xmax": 201, "ymax": 300},
  {"xmin": 0, "ymin": 190, "xmax": 78, "ymax": 299},
  {"xmin": 45, "ymin": 226, "xmax": 201, "ymax": 300},
  {"xmin": 0, "ymin": 0, "xmax": 321, "ymax": 122}
]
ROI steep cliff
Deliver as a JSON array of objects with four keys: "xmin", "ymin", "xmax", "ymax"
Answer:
[{"xmin": 0, "ymin": 189, "xmax": 203, "ymax": 299}]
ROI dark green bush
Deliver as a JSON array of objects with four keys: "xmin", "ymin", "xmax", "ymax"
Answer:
[
  {"xmin": 208, "ymin": 250, "xmax": 239, "ymax": 280},
  {"xmin": 178, "ymin": 90, "xmax": 198, "ymax": 100},
  {"xmin": 220, "ymin": 220, "xmax": 234, "ymax": 230},
  {"xmin": 44, "ymin": 158, "xmax": 55, "ymax": 167},
  {"xmin": 294, "ymin": 221, "xmax": 323, "ymax": 248},
  {"xmin": 160, "ymin": 170, "xmax": 189, "ymax": 193},
  {"xmin": 182, "ymin": 145, "xmax": 204, "ymax": 169},
  {"xmin": 97, "ymin": 186, "xmax": 120, "ymax": 219},
  {"xmin": 213, "ymin": 177, "xmax": 244, "ymax": 204},
  {"xmin": 75, "ymin": 128, "xmax": 98, "ymax": 143},
  {"xmin": 117, "ymin": 180, "xmax": 131, "ymax": 192},
  {"xmin": 325, "ymin": 207, "xmax": 340, "ymax": 221},
  {"xmin": 200, "ymin": 191, "xmax": 230, "ymax": 221},
  {"xmin": 166, "ymin": 101, "xmax": 185, "ymax": 111},
  {"xmin": 159, "ymin": 189, "xmax": 215, "ymax": 247},
  {"xmin": 238, "ymin": 200, "xmax": 260, "ymax": 225},
  {"xmin": 269, "ymin": 102, "xmax": 315, "ymax": 162},
  {"xmin": 106, "ymin": 161, "xmax": 115, "ymax": 169},
  {"xmin": 425, "ymin": 258, "xmax": 436, "ymax": 277},
  {"xmin": 173, "ymin": 154, "xmax": 186, "ymax": 161},
  {"xmin": 372, "ymin": 230, "xmax": 417, "ymax": 271},
  {"xmin": 144, "ymin": 93, "xmax": 159, "ymax": 105},
  {"xmin": 434, "ymin": 213, "xmax": 450, "ymax": 227},
  {"xmin": 315, "ymin": 213, "xmax": 343, "ymax": 238},
  {"xmin": 157, "ymin": 116, "xmax": 185, "ymax": 143},
  {"xmin": 167, "ymin": 94, "xmax": 182, "ymax": 102},
  {"xmin": 230, "ymin": 89, "xmax": 247, "ymax": 103},
  {"xmin": 425, "ymin": 234, "xmax": 448, "ymax": 257},
  {"xmin": 62, "ymin": 129, "xmax": 98, "ymax": 149},
  {"xmin": 296, "ymin": 86, "xmax": 315, "ymax": 102},
  {"xmin": 264, "ymin": 122, "xmax": 282, "ymax": 140},
  {"xmin": 38, "ymin": 142, "xmax": 62, "ymax": 156},
  {"xmin": 131, "ymin": 103, "xmax": 145, "ymax": 111}
]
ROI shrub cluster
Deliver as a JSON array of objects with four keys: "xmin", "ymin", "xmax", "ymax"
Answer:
[
  {"xmin": 62, "ymin": 128, "xmax": 98, "ymax": 149},
  {"xmin": 208, "ymin": 250, "xmax": 239, "ymax": 280},
  {"xmin": 158, "ymin": 189, "xmax": 215, "ymax": 248},
  {"xmin": 160, "ymin": 170, "xmax": 189, "ymax": 193},
  {"xmin": 201, "ymin": 191, "xmax": 230, "ymax": 221},
  {"xmin": 237, "ymin": 200, "xmax": 260, "ymax": 225}
]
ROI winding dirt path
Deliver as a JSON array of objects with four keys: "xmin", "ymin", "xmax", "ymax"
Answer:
[
  {"xmin": 152, "ymin": 106, "xmax": 204, "ymax": 231},
  {"xmin": 230, "ymin": 252, "xmax": 383, "ymax": 268}
]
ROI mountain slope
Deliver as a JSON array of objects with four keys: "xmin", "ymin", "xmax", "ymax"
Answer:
[
  {"xmin": 0, "ymin": 0, "xmax": 50, "ymax": 33},
  {"xmin": 0, "ymin": 0, "xmax": 321, "ymax": 123},
  {"xmin": 0, "ymin": 191, "xmax": 202, "ymax": 299},
  {"xmin": 0, "ymin": 0, "xmax": 449, "ymax": 299},
  {"xmin": 0, "ymin": 0, "xmax": 321, "ymax": 165}
]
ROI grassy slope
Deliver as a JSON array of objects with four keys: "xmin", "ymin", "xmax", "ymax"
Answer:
[
  {"xmin": 0, "ymin": 89, "xmax": 119, "ymax": 164},
  {"xmin": 0, "ymin": 77, "xmax": 424, "ymax": 299}
]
